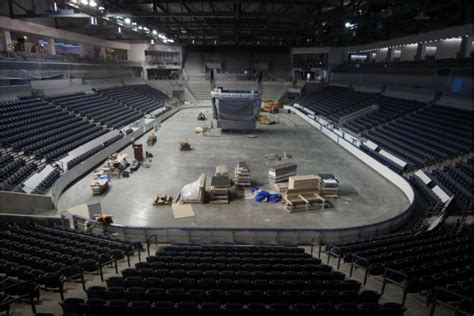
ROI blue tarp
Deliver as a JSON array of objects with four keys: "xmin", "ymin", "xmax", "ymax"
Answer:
[{"xmin": 253, "ymin": 187, "xmax": 282, "ymax": 203}]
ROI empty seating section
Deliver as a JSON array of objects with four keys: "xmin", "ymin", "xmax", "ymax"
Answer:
[
  {"xmin": 128, "ymin": 84, "xmax": 170, "ymax": 102},
  {"xmin": 305, "ymin": 90, "xmax": 374, "ymax": 118},
  {"xmin": 428, "ymin": 159, "xmax": 473, "ymax": 212},
  {"xmin": 66, "ymin": 134, "xmax": 123, "ymax": 170},
  {"xmin": 345, "ymin": 95, "xmax": 425, "ymax": 133},
  {"xmin": 429, "ymin": 272, "xmax": 473, "ymax": 315},
  {"xmin": 363, "ymin": 105, "xmax": 473, "ymax": 169},
  {"xmin": 408, "ymin": 175, "xmax": 442, "ymax": 207},
  {"xmin": 0, "ymin": 224, "xmax": 141, "ymax": 304},
  {"xmin": 51, "ymin": 92, "xmax": 142, "ymax": 128},
  {"xmin": 359, "ymin": 144, "xmax": 405, "ymax": 173},
  {"xmin": 326, "ymin": 221, "xmax": 473, "ymax": 307},
  {"xmin": 98, "ymin": 86, "xmax": 166, "ymax": 114},
  {"xmin": 333, "ymin": 58, "xmax": 473, "ymax": 74},
  {"xmin": 0, "ymin": 275, "xmax": 40, "ymax": 314},
  {"xmin": 0, "ymin": 152, "xmax": 37, "ymax": 192},
  {"xmin": 62, "ymin": 244, "xmax": 408, "ymax": 314},
  {"xmin": 296, "ymin": 86, "xmax": 347, "ymax": 109},
  {"xmin": 30, "ymin": 168, "xmax": 61, "ymax": 195},
  {"xmin": 0, "ymin": 97, "xmax": 108, "ymax": 162}
]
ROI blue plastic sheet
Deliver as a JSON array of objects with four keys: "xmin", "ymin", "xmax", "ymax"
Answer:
[{"xmin": 254, "ymin": 189, "xmax": 282, "ymax": 203}]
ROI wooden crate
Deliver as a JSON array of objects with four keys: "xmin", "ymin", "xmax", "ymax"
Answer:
[{"xmin": 288, "ymin": 175, "xmax": 320, "ymax": 190}]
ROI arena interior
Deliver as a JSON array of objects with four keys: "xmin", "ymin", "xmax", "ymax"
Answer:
[{"xmin": 0, "ymin": 0, "xmax": 473, "ymax": 315}]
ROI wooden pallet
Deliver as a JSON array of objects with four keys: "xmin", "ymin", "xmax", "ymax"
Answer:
[{"xmin": 283, "ymin": 192, "xmax": 325, "ymax": 213}]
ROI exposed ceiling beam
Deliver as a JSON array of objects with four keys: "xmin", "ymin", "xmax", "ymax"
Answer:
[{"xmin": 106, "ymin": 12, "xmax": 320, "ymax": 18}]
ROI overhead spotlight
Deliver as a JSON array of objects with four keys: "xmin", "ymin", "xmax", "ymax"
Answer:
[
  {"xmin": 152, "ymin": 30, "xmax": 157, "ymax": 35},
  {"xmin": 80, "ymin": 0, "xmax": 88, "ymax": 5},
  {"xmin": 150, "ymin": 39, "xmax": 155, "ymax": 44},
  {"xmin": 23, "ymin": 35, "xmax": 28, "ymax": 39},
  {"xmin": 117, "ymin": 26, "xmax": 122, "ymax": 33},
  {"xmin": 53, "ymin": 2, "xmax": 58, "ymax": 11},
  {"xmin": 124, "ymin": 17, "xmax": 131, "ymax": 24},
  {"xmin": 98, "ymin": 6, "xmax": 105, "ymax": 11},
  {"xmin": 192, "ymin": 39, "xmax": 195, "ymax": 44},
  {"xmin": 89, "ymin": 1, "xmax": 97, "ymax": 7}
]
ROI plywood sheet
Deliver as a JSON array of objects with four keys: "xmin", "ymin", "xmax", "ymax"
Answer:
[{"xmin": 172, "ymin": 203, "xmax": 195, "ymax": 219}]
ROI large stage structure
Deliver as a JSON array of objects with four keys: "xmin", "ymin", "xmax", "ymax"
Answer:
[{"xmin": 211, "ymin": 87, "xmax": 261, "ymax": 130}]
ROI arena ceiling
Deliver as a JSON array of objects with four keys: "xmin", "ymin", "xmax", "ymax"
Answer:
[{"xmin": 4, "ymin": 0, "xmax": 472, "ymax": 46}]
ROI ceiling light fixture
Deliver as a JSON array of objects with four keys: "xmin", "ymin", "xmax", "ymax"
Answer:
[{"xmin": 124, "ymin": 18, "xmax": 131, "ymax": 24}]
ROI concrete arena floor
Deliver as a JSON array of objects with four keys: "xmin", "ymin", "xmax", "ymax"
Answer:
[{"xmin": 57, "ymin": 108, "xmax": 409, "ymax": 229}]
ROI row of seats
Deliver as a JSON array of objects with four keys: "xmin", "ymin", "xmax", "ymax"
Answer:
[
  {"xmin": 72, "ymin": 244, "xmax": 405, "ymax": 315},
  {"xmin": 0, "ymin": 276, "xmax": 40, "ymax": 315},
  {"xmin": 430, "ymin": 159, "xmax": 473, "ymax": 212},
  {"xmin": 329, "ymin": 221, "xmax": 472, "ymax": 304},
  {"xmin": 428, "ymin": 278, "xmax": 473, "ymax": 315},
  {"xmin": 305, "ymin": 90, "xmax": 374, "ymax": 117},
  {"xmin": 30, "ymin": 168, "xmax": 61, "ymax": 195},
  {"xmin": 0, "ymin": 97, "xmax": 109, "ymax": 161},
  {"xmin": 0, "ymin": 152, "xmax": 38, "ymax": 192},
  {"xmin": 98, "ymin": 86, "xmax": 166, "ymax": 114},
  {"xmin": 359, "ymin": 144, "xmax": 405, "ymax": 173},
  {"xmin": 51, "ymin": 92, "xmax": 142, "ymax": 128},
  {"xmin": 93, "ymin": 286, "xmax": 377, "ymax": 303},
  {"xmin": 362, "ymin": 105, "xmax": 473, "ymax": 169},
  {"xmin": 0, "ymin": 224, "xmax": 142, "ymax": 299},
  {"xmin": 333, "ymin": 57, "xmax": 473, "ymax": 72},
  {"xmin": 66, "ymin": 134, "xmax": 123, "ymax": 170},
  {"xmin": 59, "ymin": 297, "xmax": 406, "ymax": 314},
  {"xmin": 127, "ymin": 84, "xmax": 170, "ymax": 102},
  {"xmin": 296, "ymin": 86, "xmax": 348, "ymax": 109},
  {"xmin": 344, "ymin": 95, "xmax": 425, "ymax": 133},
  {"xmin": 408, "ymin": 174, "xmax": 442, "ymax": 207}
]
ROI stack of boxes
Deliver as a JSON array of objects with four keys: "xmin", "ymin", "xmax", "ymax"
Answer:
[
  {"xmin": 268, "ymin": 162, "xmax": 297, "ymax": 184},
  {"xmin": 210, "ymin": 165, "xmax": 230, "ymax": 204},
  {"xmin": 319, "ymin": 173, "xmax": 339, "ymax": 199}
]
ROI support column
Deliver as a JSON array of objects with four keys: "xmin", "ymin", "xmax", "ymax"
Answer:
[
  {"xmin": 79, "ymin": 43, "xmax": 86, "ymax": 57},
  {"xmin": 457, "ymin": 36, "xmax": 472, "ymax": 59},
  {"xmin": 414, "ymin": 43, "xmax": 423, "ymax": 60},
  {"xmin": 385, "ymin": 48, "xmax": 392, "ymax": 62},
  {"xmin": 142, "ymin": 66, "xmax": 148, "ymax": 80},
  {"xmin": 100, "ymin": 46, "xmax": 106, "ymax": 59},
  {"xmin": 48, "ymin": 38, "xmax": 56, "ymax": 55},
  {"xmin": 2, "ymin": 30, "xmax": 13, "ymax": 51}
]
